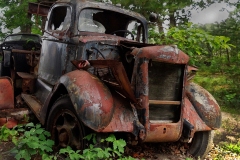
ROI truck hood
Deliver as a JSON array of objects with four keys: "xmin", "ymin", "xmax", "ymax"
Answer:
[{"xmin": 78, "ymin": 32, "xmax": 189, "ymax": 64}]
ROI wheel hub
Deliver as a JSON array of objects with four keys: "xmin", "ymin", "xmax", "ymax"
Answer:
[
  {"xmin": 59, "ymin": 130, "xmax": 69, "ymax": 146},
  {"xmin": 52, "ymin": 112, "xmax": 83, "ymax": 150}
]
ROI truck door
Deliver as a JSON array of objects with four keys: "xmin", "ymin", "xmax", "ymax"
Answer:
[{"xmin": 38, "ymin": 4, "xmax": 75, "ymax": 86}]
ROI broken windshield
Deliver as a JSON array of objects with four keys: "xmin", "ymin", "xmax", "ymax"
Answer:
[
  {"xmin": 78, "ymin": 8, "xmax": 144, "ymax": 42},
  {"xmin": 78, "ymin": 9, "xmax": 106, "ymax": 33}
]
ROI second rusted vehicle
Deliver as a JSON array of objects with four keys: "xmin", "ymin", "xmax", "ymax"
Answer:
[{"xmin": 0, "ymin": 0, "xmax": 221, "ymax": 158}]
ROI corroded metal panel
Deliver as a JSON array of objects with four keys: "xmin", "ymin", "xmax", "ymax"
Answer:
[
  {"xmin": 28, "ymin": 2, "xmax": 52, "ymax": 17},
  {"xmin": 130, "ymin": 45, "xmax": 189, "ymax": 64},
  {"xmin": 85, "ymin": 60, "xmax": 137, "ymax": 104},
  {"xmin": 17, "ymin": 72, "xmax": 36, "ymax": 94},
  {"xmin": 0, "ymin": 77, "xmax": 14, "ymax": 109},
  {"xmin": 185, "ymin": 82, "xmax": 221, "ymax": 129},
  {"xmin": 38, "ymin": 41, "xmax": 69, "ymax": 85},
  {"xmin": 102, "ymin": 92, "xmax": 136, "ymax": 133},
  {"xmin": 0, "ymin": 118, "xmax": 18, "ymax": 128},
  {"xmin": 183, "ymin": 97, "xmax": 211, "ymax": 132},
  {"xmin": 79, "ymin": 33, "xmax": 134, "ymax": 44},
  {"xmin": 144, "ymin": 122, "xmax": 182, "ymax": 142},
  {"xmin": 59, "ymin": 70, "xmax": 114, "ymax": 131}
]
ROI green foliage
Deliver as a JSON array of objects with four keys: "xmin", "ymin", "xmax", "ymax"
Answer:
[
  {"xmin": 0, "ymin": 0, "xmax": 39, "ymax": 38},
  {"xmin": 1, "ymin": 124, "xmax": 134, "ymax": 160},
  {"xmin": 9, "ymin": 123, "xmax": 55, "ymax": 160},
  {"xmin": 108, "ymin": 0, "xmax": 194, "ymax": 27},
  {"xmin": 194, "ymin": 7, "xmax": 240, "ymax": 111},
  {"xmin": 222, "ymin": 141, "xmax": 240, "ymax": 154},
  {"xmin": 0, "ymin": 125, "xmax": 18, "ymax": 142},
  {"xmin": 149, "ymin": 23, "xmax": 233, "ymax": 65},
  {"xmin": 193, "ymin": 69, "xmax": 240, "ymax": 113},
  {"xmin": 60, "ymin": 133, "xmax": 134, "ymax": 160},
  {"xmin": 97, "ymin": 0, "xmax": 235, "ymax": 30},
  {"xmin": 32, "ymin": 24, "xmax": 42, "ymax": 35}
]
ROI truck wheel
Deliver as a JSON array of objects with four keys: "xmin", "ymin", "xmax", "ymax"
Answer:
[
  {"xmin": 188, "ymin": 131, "xmax": 213, "ymax": 159},
  {"xmin": 46, "ymin": 95, "xmax": 86, "ymax": 151}
]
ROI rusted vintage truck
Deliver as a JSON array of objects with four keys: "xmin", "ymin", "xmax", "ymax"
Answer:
[{"xmin": 0, "ymin": 0, "xmax": 221, "ymax": 158}]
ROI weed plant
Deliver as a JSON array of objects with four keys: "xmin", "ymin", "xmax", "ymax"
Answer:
[{"xmin": 0, "ymin": 123, "xmax": 135, "ymax": 160}]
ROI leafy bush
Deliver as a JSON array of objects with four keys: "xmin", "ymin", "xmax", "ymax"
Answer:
[
  {"xmin": 148, "ymin": 23, "xmax": 233, "ymax": 66},
  {"xmin": 59, "ymin": 133, "xmax": 135, "ymax": 160},
  {"xmin": 194, "ymin": 65, "xmax": 240, "ymax": 113},
  {"xmin": 0, "ymin": 125, "xmax": 18, "ymax": 143},
  {"xmin": 0, "ymin": 123, "xmax": 134, "ymax": 160},
  {"xmin": 222, "ymin": 142, "xmax": 240, "ymax": 154},
  {"xmin": 10, "ymin": 123, "xmax": 55, "ymax": 160}
]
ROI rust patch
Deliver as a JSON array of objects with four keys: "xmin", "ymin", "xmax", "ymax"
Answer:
[
  {"xmin": 130, "ymin": 46, "xmax": 189, "ymax": 64},
  {"xmin": 17, "ymin": 72, "xmax": 36, "ymax": 94},
  {"xmin": 145, "ymin": 122, "xmax": 182, "ymax": 142},
  {"xmin": 0, "ymin": 118, "xmax": 18, "ymax": 128},
  {"xmin": 61, "ymin": 70, "xmax": 114, "ymax": 131},
  {"xmin": 72, "ymin": 59, "xmax": 138, "ymax": 104},
  {"xmin": 186, "ymin": 82, "xmax": 221, "ymax": 129},
  {"xmin": 183, "ymin": 97, "xmax": 211, "ymax": 132},
  {"xmin": 0, "ymin": 78, "xmax": 14, "ymax": 109},
  {"xmin": 28, "ymin": 2, "xmax": 52, "ymax": 17}
]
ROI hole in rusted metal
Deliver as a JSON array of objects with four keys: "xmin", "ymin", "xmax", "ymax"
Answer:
[{"xmin": 163, "ymin": 128, "xmax": 166, "ymax": 134}]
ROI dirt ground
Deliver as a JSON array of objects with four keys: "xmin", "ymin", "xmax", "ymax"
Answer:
[
  {"xmin": 126, "ymin": 112, "xmax": 240, "ymax": 160},
  {"xmin": 0, "ymin": 112, "xmax": 239, "ymax": 160}
]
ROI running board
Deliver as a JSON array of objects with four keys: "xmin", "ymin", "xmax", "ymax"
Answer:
[{"xmin": 21, "ymin": 94, "xmax": 42, "ymax": 122}]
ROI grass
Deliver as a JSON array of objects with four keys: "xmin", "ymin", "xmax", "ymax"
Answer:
[
  {"xmin": 221, "ymin": 106, "xmax": 240, "ymax": 115},
  {"xmin": 193, "ymin": 70, "xmax": 240, "ymax": 115}
]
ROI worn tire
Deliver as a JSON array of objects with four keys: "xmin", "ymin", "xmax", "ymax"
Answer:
[
  {"xmin": 189, "ymin": 131, "xmax": 214, "ymax": 159},
  {"xmin": 46, "ymin": 95, "xmax": 86, "ymax": 151}
]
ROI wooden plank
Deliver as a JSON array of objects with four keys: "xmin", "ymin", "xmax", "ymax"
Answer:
[{"xmin": 149, "ymin": 100, "xmax": 181, "ymax": 105}]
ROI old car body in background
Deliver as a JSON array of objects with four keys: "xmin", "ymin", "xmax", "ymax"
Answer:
[{"xmin": 0, "ymin": 33, "xmax": 41, "ymax": 77}]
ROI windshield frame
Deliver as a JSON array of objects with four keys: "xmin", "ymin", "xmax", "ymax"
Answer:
[{"xmin": 77, "ymin": 7, "xmax": 147, "ymax": 43}]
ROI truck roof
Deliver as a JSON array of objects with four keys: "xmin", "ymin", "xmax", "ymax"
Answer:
[{"xmin": 56, "ymin": 0, "xmax": 147, "ymax": 24}]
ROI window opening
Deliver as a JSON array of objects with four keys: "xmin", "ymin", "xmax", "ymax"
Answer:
[
  {"xmin": 126, "ymin": 21, "xmax": 142, "ymax": 41},
  {"xmin": 78, "ymin": 9, "xmax": 105, "ymax": 33},
  {"xmin": 49, "ymin": 6, "xmax": 71, "ymax": 31},
  {"xmin": 78, "ymin": 8, "xmax": 144, "ymax": 42}
]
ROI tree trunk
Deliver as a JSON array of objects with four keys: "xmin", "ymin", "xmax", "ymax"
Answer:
[
  {"xmin": 20, "ymin": 13, "xmax": 32, "ymax": 33},
  {"xmin": 226, "ymin": 49, "xmax": 230, "ymax": 66},
  {"xmin": 169, "ymin": 13, "xmax": 176, "ymax": 27}
]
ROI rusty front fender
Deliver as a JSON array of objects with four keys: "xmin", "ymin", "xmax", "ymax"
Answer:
[
  {"xmin": 185, "ymin": 82, "xmax": 221, "ymax": 129},
  {"xmin": 59, "ymin": 70, "xmax": 114, "ymax": 131}
]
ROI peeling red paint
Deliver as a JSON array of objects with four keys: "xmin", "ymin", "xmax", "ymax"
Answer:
[
  {"xmin": 145, "ymin": 122, "xmax": 182, "ymax": 142},
  {"xmin": 130, "ymin": 46, "xmax": 189, "ymax": 64},
  {"xmin": 0, "ymin": 78, "xmax": 14, "ymax": 110},
  {"xmin": 183, "ymin": 97, "xmax": 211, "ymax": 132},
  {"xmin": 61, "ymin": 70, "xmax": 114, "ymax": 131},
  {"xmin": 185, "ymin": 82, "xmax": 221, "ymax": 129},
  {"xmin": 0, "ymin": 118, "xmax": 18, "ymax": 128}
]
